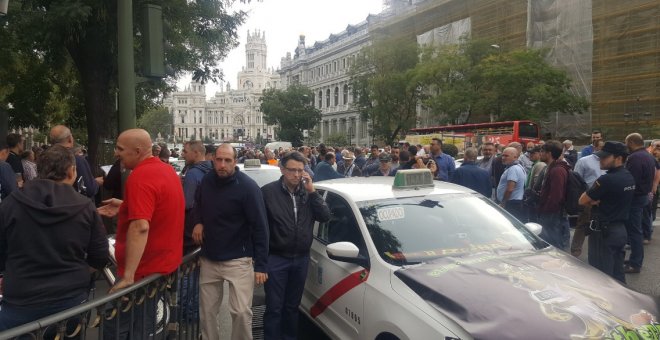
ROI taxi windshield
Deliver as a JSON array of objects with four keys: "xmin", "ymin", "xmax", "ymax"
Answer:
[{"xmin": 357, "ymin": 193, "xmax": 546, "ymax": 266}]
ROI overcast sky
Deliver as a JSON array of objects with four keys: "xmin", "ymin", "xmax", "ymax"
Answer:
[{"xmin": 176, "ymin": 0, "xmax": 384, "ymax": 98}]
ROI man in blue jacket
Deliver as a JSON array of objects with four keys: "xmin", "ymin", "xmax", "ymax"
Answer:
[
  {"xmin": 262, "ymin": 151, "xmax": 331, "ymax": 340},
  {"xmin": 192, "ymin": 144, "xmax": 269, "ymax": 340},
  {"xmin": 49, "ymin": 125, "xmax": 99, "ymax": 199},
  {"xmin": 313, "ymin": 152, "xmax": 343, "ymax": 182},
  {"xmin": 181, "ymin": 140, "xmax": 212, "ymax": 254},
  {"xmin": 451, "ymin": 147, "xmax": 492, "ymax": 198}
]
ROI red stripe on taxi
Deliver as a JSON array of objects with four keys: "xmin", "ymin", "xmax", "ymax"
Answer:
[{"xmin": 310, "ymin": 269, "xmax": 369, "ymax": 318}]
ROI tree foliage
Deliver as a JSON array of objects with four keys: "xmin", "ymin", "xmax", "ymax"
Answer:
[
  {"xmin": 415, "ymin": 39, "xmax": 589, "ymax": 124},
  {"xmin": 1, "ymin": 0, "xmax": 249, "ymax": 168},
  {"xmin": 260, "ymin": 84, "xmax": 321, "ymax": 147},
  {"xmin": 350, "ymin": 37, "xmax": 421, "ymax": 146},
  {"xmin": 324, "ymin": 133, "xmax": 349, "ymax": 147},
  {"xmin": 137, "ymin": 107, "xmax": 172, "ymax": 140}
]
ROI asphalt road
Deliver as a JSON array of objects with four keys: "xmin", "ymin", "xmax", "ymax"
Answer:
[{"xmin": 571, "ymin": 218, "xmax": 660, "ymax": 297}]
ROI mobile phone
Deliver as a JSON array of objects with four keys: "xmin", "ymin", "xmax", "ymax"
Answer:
[{"xmin": 301, "ymin": 177, "xmax": 307, "ymax": 184}]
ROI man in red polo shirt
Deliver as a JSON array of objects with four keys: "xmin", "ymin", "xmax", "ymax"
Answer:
[{"xmin": 98, "ymin": 128, "xmax": 184, "ymax": 338}]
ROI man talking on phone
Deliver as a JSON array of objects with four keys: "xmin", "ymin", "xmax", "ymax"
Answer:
[{"xmin": 261, "ymin": 151, "xmax": 331, "ymax": 340}]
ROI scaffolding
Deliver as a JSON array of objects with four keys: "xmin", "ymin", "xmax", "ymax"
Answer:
[{"xmin": 374, "ymin": 0, "xmax": 660, "ymax": 140}]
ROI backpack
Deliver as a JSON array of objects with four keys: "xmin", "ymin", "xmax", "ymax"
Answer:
[{"xmin": 564, "ymin": 169, "xmax": 588, "ymax": 215}]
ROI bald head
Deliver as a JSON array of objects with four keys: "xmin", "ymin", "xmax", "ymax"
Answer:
[
  {"xmin": 49, "ymin": 125, "xmax": 74, "ymax": 148},
  {"xmin": 501, "ymin": 147, "xmax": 519, "ymax": 165},
  {"xmin": 507, "ymin": 142, "xmax": 522, "ymax": 153},
  {"xmin": 115, "ymin": 129, "xmax": 153, "ymax": 169}
]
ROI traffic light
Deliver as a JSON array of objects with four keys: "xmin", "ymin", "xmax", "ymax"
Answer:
[{"xmin": 141, "ymin": 3, "xmax": 165, "ymax": 78}]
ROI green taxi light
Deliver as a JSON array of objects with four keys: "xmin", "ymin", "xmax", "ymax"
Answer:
[
  {"xmin": 244, "ymin": 159, "xmax": 262, "ymax": 168},
  {"xmin": 392, "ymin": 169, "xmax": 434, "ymax": 189}
]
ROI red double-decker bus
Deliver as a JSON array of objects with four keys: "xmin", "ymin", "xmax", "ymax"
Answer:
[{"xmin": 406, "ymin": 120, "xmax": 541, "ymax": 151}]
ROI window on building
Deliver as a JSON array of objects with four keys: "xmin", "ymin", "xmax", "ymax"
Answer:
[
  {"xmin": 334, "ymin": 86, "xmax": 339, "ymax": 106},
  {"xmin": 326, "ymin": 89, "xmax": 331, "ymax": 107},
  {"xmin": 333, "ymin": 61, "xmax": 336, "ymax": 73},
  {"xmin": 318, "ymin": 90, "xmax": 323, "ymax": 108},
  {"xmin": 343, "ymin": 84, "xmax": 349, "ymax": 104},
  {"xmin": 343, "ymin": 58, "xmax": 346, "ymax": 69}
]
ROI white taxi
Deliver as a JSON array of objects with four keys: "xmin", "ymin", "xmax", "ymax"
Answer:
[{"xmin": 301, "ymin": 170, "xmax": 659, "ymax": 340}]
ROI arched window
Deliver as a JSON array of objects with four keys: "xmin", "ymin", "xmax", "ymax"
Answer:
[
  {"xmin": 343, "ymin": 84, "xmax": 349, "ymax": 104},
  {"xmin": 326, "ymin": 89, "xmax": 331, "ymax": 107},
  {"xmin": 318, "ymin": 90, "xmax": 323, "ymax": 108},
  {"xmin": 334, "ymin": 87, "xmax": 339, "ymax": 106}
]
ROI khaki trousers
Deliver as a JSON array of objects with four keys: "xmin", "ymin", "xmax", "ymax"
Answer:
[{"xmin": 199, "ymin": 256, "xmax": 254, "ymax": 340}]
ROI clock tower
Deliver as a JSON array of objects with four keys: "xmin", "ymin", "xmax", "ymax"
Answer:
[{"xmin": 245, "ymin": 29, "xmax": 267, "ymax": 72}]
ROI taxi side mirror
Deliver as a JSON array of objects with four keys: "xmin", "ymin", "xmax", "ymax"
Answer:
[
  {"xmin": 327, "ymin": 242, "xmax": 370, "ymax": 268},
  {"xmin": 524, "ymin": 222, "xmax": 543, "ymax": 236}
]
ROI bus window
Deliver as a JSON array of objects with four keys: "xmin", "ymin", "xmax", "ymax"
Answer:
[{"xmin": 518, "ymin": 123, "xmax": 539, "ymax": 138}]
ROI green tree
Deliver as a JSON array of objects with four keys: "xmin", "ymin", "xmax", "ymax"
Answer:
[
  {"xmin": 260, "ymin": 84, "xmax": 321, "ymax": 147},
  {"xmin": 1, "ymin": 0, "xmax": 250, "ymax": 168},
  {"xmin": 137, "ymin": 107, "xmax": 172, "ymax": 139},
  {"xmin": 414, "ymin": 39, "xmax": 495, "ymax": 124},
  {"xmin": 324, "ymin": 133, "xmax": 349, "ymax": 147},
  {"xmin": 350, "ymin": 37, "xmax": 421, "ymax": 145},
  {"xmin": 415, "ymin": 39, "xmax": 589, "ymax": 123},
  {"xmin": 474, "ymin": 49, "xmax": 589, "ymax": 122}
]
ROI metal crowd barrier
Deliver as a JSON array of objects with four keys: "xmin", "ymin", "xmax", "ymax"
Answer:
[{"xmin": 0, "ymin": 249, "xmax": 201, "ymax": 340}]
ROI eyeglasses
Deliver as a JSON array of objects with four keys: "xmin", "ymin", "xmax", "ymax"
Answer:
[{"xmin": 284, "ymin": 167, "xmax": 305, "ymax": 174}]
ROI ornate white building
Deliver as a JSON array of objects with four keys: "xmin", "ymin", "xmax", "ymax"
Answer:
[
  {"xmin": 279, "ymin": 21, "xmax": 373, "ymax": 146},
  {"xmin": 165, "ymin": 30, "xmax": 280, "ymax": 143}
]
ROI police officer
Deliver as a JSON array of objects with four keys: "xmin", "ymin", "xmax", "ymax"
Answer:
[{"xmin": 578, "ymin": 141, "xmax": 635, "ymax": 283}]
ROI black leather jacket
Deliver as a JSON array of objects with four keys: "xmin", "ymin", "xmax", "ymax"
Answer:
[{"xmin": 261, "ymin": 177, "xmax": 331, "ymax": 257}]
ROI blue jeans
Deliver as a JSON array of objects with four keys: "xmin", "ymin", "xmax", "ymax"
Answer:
[
  {"xmin": 625, "ymin": 195, "xmax": 648, "ymax": 269},
  {"xmin": 588, "ymin": 223, "xmax": 627, "ymax": 283},
  {"xmin": 0, "ymin": 293, "xmax": 87, "ymax": 331},
  {"xmin": 180, "ymin": 267, "xmax": 200, "ymax": 321},
  {"xmin": 504, "ymin": 200, "xmax": 526, "ymax": 222},
  {"xmin": 264, "ymin": 254, "xmax": 310, "ymax": 340},
  {"xmin": 539, "ymin": 212, "xmax": 569, "ymax": 251}
]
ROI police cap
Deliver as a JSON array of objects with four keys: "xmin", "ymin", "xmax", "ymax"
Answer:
[{"xmin": 594, "ymin": 141, "xmax": 628, "ymax": 158}]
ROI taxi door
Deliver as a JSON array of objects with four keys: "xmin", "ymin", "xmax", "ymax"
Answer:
[{"xmin": 304, "ymin": 192, "xmax": 369, "ymax": 339}]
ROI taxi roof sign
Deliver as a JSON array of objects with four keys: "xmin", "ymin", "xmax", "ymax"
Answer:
[
  {"xmin": 244, "ymin": 159, "xmax": 262, "ymax": 168},
  {"xmin": 392, "ymin": 169, "xmax": 434, "ymax": 189}
]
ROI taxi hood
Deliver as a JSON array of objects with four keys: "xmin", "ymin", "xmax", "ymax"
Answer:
[{"xmin": 393, "ymin": 249, "xmax": 660, "ymax": 339}]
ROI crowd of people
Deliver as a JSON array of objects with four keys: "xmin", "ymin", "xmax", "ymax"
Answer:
[{"xmin": 0, "ymin": 124, "xmax": 658, "ymax": 339}]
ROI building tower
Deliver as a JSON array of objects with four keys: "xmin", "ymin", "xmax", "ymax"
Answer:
[{"xmin": 245, "ymin": 29, "xmax": 267, "ymax": 72}]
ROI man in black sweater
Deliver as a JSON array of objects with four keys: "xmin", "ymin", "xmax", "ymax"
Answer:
[
  {"xmin": 261, "ymin": 151, "xmax": 331, "ymax": 340},
  {"xmin": 0, "ymin": 145, "xmax": 108, "ymax": 330},
  {"xmin": 192, "ymin": 144, "xmax": 269, "ymax": 340}
]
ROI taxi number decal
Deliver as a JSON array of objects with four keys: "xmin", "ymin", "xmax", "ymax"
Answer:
[
  {"xmin": 377, "ymin": 207, "xmax": 405, "ymax": 222},
  {"xmin": 310, "ymin": 269, "xmax": 370, "ymax": 318}
]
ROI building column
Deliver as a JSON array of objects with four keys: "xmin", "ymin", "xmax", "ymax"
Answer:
[{"xmin": 355, "ymin": 117, "xmax": 361, "ymax": 146}]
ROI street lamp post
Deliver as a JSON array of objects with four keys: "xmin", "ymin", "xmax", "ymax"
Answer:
[
  {"xmin": 0, "ymin": 1, "xmax": 9, "ymax": 144},
  {"xmin": 117, "ymin": 0, "xmax": 136, "ymax": 132}
]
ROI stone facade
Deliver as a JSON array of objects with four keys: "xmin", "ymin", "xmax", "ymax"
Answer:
[
  {"xmin": 165, "ymin": 30, "xmax": 280, "ymax": 143},
  {"xmin": 279, "ymin": 23, "xmax": 373, "ymax": 146}
]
